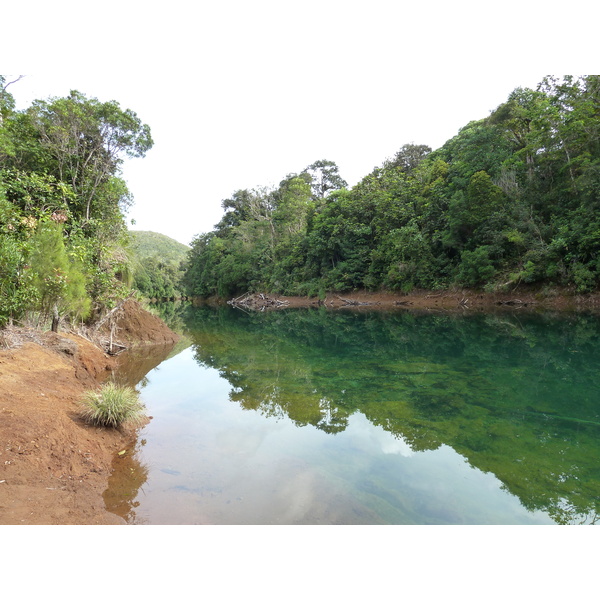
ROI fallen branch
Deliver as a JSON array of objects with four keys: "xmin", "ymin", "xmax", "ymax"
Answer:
[
  {"xmin": 228, "ymin": 293, "xmax": 290, "ymax": 311},
  {"xmin": 93, "ymin": 291, "xmax": 135, "ymax": 332},
  {"xmin": 336, "ymin": 296, "xmax": 373, "ymax": 306},
  {"xmin": 496, "ymin": 299, "xmax": 529, "ymax": 307}
]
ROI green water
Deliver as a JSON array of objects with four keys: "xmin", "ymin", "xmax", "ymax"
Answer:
[{"xmin": 106, "ymin": 305, "xmax": 600, "ymax": 525}]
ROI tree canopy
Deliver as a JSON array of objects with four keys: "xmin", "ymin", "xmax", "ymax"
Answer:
[
  {"xmin": 184, "ymin": 76, "xmax": 600, "ymax": 298},
  {"xmin": 0, "ymin": 77, "xmax": 153, "ymax": 328}
]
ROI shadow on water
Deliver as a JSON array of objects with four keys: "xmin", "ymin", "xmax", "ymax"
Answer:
[{"xmin": 105, "ymin": 303, "xmax": 600, "ymax": 524}]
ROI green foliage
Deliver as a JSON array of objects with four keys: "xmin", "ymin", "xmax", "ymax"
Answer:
[
  {"xmin": 183, "ymin": 76, "xmax": 600, "ymax": 298},
  {"xmin": 29, "ymin": 221, "xmax": 91, "ymax": 327},
  {"xmin": 456, "ymin": 246, "xmax": 497, "ymax": 287},
  {"xmin": 0, "ymin": 233, "xmax": 36, "ymax": 326},
  {"xmin": 129, "ymin": 231, "xmax": 189, "ymax": 299},
  {"xmin": 0, "ymin": 77, "xmax": 153, "ymax": 326},
  {"xmin": 130, "ymin": 230, "xmax": 189, "ymax": 263},
  {"xmin": 80, "ymin": 381, "xmax": 146, "ymax": 428},
  {"xmin": 302, "ymin": 159, "xmax": 348, "ymax": 200}
]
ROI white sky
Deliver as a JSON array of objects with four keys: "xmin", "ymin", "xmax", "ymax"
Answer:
[{"xmin": 3, "ymin": 1, "xmax": 597, "ymax": 247}]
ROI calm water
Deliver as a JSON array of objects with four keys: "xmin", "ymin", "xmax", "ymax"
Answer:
[{"xmin": 105, "ymin": 305, "xmax": 600, "ymax": 525}]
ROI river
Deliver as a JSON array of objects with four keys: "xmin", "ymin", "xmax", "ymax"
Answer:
[{"xmin": 104, "ymin": 304, "xmax": 600, "ymax": 525}]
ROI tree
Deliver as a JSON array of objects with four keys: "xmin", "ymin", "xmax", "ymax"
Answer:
[
  {"xmin": 444, "ymin": 171, "xmax": 506, "ymax": 250},
  {"xmin": 0, "ymin": 75, "xmax": 22, "ymax": 123},
  {"xmin": 28, "ymin": 91, "xmax": 153, "ymax": 222},
  {"xmin": 385, "ymin": 143, "xmax": 432, "ymax": 173},
  {"xmin": 302, "ymin": 159, "xmax": 347, "ymax": 200},
  {"xmin": 29, "ymin": 221, "xmax": 91, "ymax": 331},
  {"xmin": 272, "ymin": 175, "xmax": 312, "ymax": 237}
]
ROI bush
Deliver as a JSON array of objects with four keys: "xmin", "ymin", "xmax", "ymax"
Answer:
[
  {"xmin": 456, "ymin": 246, "xmax": 496, "ymax": 287},
  {"xmin": 80, "ymin": 382, "xmax": 146, "ymax": 428}
]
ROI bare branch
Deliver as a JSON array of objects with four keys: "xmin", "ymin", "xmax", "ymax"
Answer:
[{"xmin": 2, "ymin": 75, "xmax": 25, "ymax": 91}]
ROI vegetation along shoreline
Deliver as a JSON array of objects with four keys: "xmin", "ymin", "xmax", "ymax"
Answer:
[{"xmin": 2, "ymin": 74, "xmax": 600, "ymax": 523}]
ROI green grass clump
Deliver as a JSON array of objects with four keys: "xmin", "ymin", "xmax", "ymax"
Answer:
[{"xmin": 80, "ymin": 382, "xmax": 146, "ymax": 428}]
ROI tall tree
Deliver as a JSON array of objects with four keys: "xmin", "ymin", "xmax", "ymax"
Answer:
[
  {"xmin": 27, "ymin": 91, "xmax": 153, "ymax": 222},
  {"xmin": 385, "ymin": 143, "xmax": 432, "ymax": 173},
  {"xmin": 29, "ymin": 220, "xmax": 91, "ymax": 331},
  {"xmin": 302, "ymin": 159, "xmax": 347, "ymax": 200}
]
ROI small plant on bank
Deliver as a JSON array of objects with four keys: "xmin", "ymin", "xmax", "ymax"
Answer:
[{"xmin": 80, "ymin": 382, "xmax": 146, "ymax": 428}]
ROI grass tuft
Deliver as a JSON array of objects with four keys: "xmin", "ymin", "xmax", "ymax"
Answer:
[{"xmin": 80, "ymin": 382, "xmax": 146, "ymax": 428}]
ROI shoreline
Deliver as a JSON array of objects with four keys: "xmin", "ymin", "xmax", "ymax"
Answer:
[
  {"xmin": 211, "ymin": 288, "xmax": 600, "ymax": 314},
  {"xmin": 0, "ymin": 300, "xmax": 179, "ymax": 525}
]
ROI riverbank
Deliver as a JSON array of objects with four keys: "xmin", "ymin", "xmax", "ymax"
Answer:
[
  {"xmin": 222, "ymin": 288, "xmax": 600, "ymax": 313},
  {"xmin": 0, "ymin": 299, "xmax": 179, "ymax": 525}
]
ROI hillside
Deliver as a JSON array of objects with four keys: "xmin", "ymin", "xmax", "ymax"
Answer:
[
  {"xmin": 129, "ymin": 231, "xmax": 189, "ymax": 299},
  {"xmin": 129, "ymin": 230, "xmax": 189, "ymax": 264},
  {"xmin": 184, "ymin": 76, "xmax": 600, "ymax": 299}
]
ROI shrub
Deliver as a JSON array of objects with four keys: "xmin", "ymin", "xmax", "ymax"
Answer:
[
  {"xmin": 456, "ymin": 246, "xmax": 496, "ymax": 287},
  {"xmin": 80, "ymin": 382, "xmax": 146, "ymax": 428}
]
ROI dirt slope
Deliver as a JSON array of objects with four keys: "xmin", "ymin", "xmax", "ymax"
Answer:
[{"xmin": 0, "ymin": 300, "xmax": 179, "ymax": 525}]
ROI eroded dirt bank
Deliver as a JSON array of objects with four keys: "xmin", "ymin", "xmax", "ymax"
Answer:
[{"xmin": 0, "ymin": 300, "xmax": 179, "ymax": 525}]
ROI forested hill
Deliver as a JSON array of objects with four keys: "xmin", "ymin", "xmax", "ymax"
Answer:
[
  {"xmin": 130, "ymin": 231, "xmax": 189, "ymax": 262},
  {"xmin": 129, "ymin": 231, "xmax": 189, "ymax": 299},
  {"xmin": 184, "ymin": 76, "xmax": 600, "ymax": 299}
]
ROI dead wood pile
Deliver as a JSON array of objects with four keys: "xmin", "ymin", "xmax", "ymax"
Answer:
[{"xmin": 228, "ymin": 293, "xmax": 290, "ymax": 311}]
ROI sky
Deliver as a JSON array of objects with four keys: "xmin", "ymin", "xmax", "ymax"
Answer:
[{"xmin": 3, "ymin": 1, "xmax": 596, "ymax": 247}]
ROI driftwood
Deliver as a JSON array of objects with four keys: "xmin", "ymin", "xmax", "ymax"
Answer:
[
  {"xmin": 228, "ymin": 293, "xmax": 290, "ymax": 311},
  {"xmin": 496, "ymin": 298, "xmax": 529, "ymax": 307},
  {"xmin": 93, "ymin": 291, "xmax": 135, "ymax": 332},
  {"xmin": 335, "ymin": 296, "xmax": 375, "ymax": 306},
  {"xmin": 89, "ymin": 291, "xmax": 136, "ymax": 354}
]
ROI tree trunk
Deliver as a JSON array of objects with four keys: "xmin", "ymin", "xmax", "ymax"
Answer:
[{"xmin": 51, "ymin": 304, "xmax": 60, "ymax": 333}]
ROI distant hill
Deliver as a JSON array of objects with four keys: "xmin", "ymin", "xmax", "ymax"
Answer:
[
  {"xmin": 128, "ymin": 231, "xmax": 190, "ymax": 299},
  {"xmin": 129, "ymin": 231, "xmax": 189, "ymax": 265}
]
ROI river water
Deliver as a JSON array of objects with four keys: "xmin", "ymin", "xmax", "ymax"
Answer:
[{"xmin": 104, "ymin": 305, "xmax": 600, "ymax": 525}]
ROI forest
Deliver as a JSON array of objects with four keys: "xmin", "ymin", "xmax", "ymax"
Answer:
[
  {"xmin": 184, "ymin": 76, "xmax": 600, "ymax": 299},
  {"xmin": 2, "ymin": 75, "xmax": 599, "ymax": 330},
  {"xmin": 0, "ymin": 75, "xmax": 153, "ymax": 329}
]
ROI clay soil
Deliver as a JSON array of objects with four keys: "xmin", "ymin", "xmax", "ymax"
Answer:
[{"xmin": 0, "ymin": 299, "xmax": 179, "ymax": 525}]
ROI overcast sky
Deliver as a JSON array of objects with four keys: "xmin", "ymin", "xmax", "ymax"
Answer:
[{"xmin": 3, "ymin": 1, "xmax": 596, "ymax": 247}]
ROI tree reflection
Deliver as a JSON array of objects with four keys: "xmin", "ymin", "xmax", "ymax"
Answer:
[{"xmin": 182, "ymin": 305, "xmax": 600, "ymax": 524}]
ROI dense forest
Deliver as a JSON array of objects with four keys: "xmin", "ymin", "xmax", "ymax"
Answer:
[
  {"xmin": 184, "ymin": 76, "xmax": 600, "ymax": 299},
  {"xmin": 0, "ymin": 75, "xmax": 152, "ymax": 329}
]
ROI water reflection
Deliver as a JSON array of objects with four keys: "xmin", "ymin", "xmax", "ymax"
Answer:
[
  {"xmin": 103, "ymin": 439, "xmax": 150, "ymax": 524},
  {"xmin": 181, "ymin": 306, "xmax": 600, "ymax": 524},
  {"xmin": 105, "ymin": 305, "xmax": 600, "ymax": 524},
  {"xmin": 103, "ymin": 339, "xmax": 191, "ymax": 521},
  {"xmin": 112, "ymin": 338, "xmax": 190, "ymax": 387}
]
